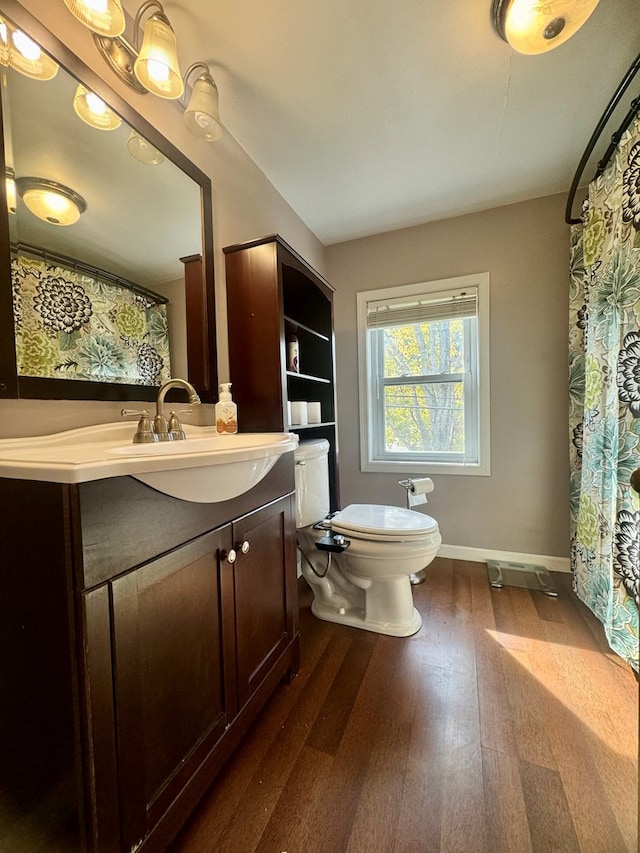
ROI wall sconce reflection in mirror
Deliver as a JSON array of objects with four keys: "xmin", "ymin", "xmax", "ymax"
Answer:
[
  {"xmin": 0, "ymin": 15, "xmax": 58, "ymax": 80},
  {"xmin": 73, "ymin": 83, "xmax": 122, "ymax": 130},
  {"xmin": 63, "ymin": 0, "xmax": 224, "ymax": 141},
  {"xmin": 127, "ymin": 129, "xmax": 165, "ymax": 165},
  {"xmin": 15, "ymin": 177, "xmax": 87, "ymax": 226}
]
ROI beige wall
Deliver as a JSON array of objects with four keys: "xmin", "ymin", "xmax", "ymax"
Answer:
[
  {"xmin": 327, "ymin": 193, "xmax": 571, "ymax": 558},
  {"xmin": 1, "ymin": 0, "xmax": 325, "ymax": 438}
]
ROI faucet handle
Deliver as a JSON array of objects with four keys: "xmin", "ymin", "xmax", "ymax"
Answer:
[
  {"xmin": 121, "ymin": 409, "xmax": 158, "ymax": 444},
  {"xmin": 168, "ymin": 411, "xmax": 186, "ymax": 441}
]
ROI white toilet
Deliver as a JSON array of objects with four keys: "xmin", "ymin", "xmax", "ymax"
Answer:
[{"xmin": 295, "ymin": 439, "xmax": 441, "ymax": 637}]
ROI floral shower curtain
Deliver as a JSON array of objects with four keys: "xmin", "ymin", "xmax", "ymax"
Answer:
[{"xmin": 569, "ymin": 115, "xmax": 640, "ymax": 672}]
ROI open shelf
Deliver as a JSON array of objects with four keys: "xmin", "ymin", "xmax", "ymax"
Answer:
[
  {"xmin": 224, "ymin": 235, "xmax": 340, "ymax": 510},
  {"xmin": 286, "ymin": 370, "xmax": 331, "ymax": 384},
  {"xmin": 284, "ymin": 315, "xmax": 329, "ymax": 342}
]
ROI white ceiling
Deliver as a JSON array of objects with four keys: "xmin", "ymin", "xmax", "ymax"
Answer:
[{"xmin": 126, "ymin": 0, "xmax": 640, "ymax": 246}]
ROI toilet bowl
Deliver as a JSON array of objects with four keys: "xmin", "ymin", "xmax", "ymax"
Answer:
[{"xmin": 295, "ymin": 440, "xmax": 441, "ymax": 637}]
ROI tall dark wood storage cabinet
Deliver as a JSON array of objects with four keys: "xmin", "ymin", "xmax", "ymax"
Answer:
[{"xmin": 224, "ymin": 235, "xmax": 340, "ymax": 510}]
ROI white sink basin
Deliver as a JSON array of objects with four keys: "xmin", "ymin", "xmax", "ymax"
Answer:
[{"xmin": 0, "ymin": 422, "xmax": 299, "ymax": 503}]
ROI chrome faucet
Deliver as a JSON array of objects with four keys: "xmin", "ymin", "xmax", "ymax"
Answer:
[{"xmin": 154, "ymin": 378, "xmax": 201, "ymax": 440}]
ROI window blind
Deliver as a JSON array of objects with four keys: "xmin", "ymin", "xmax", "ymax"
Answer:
[{"xmin": 366, "ymin": 285, "xmax": 477, "ymax": 329}]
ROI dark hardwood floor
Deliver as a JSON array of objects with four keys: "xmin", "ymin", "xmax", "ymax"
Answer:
[{"xmin": 170, "ymin": 557, "xmax": 638, "ymax": 853}]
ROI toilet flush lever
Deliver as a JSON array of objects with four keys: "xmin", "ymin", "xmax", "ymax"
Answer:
[{"xmin": 315, "ymin": 534, "xmax": 350, "ymax": 553}]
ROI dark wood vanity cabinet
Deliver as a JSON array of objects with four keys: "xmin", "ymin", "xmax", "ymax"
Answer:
[{"xmin": 0, "ymin": 456, "xmax": 299, "ymax": 853}]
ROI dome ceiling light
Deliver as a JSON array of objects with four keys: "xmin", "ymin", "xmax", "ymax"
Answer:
[
  {"xmin": 16, "ymin": 177, "xmax": 87, "ymax": 226},
  {"xmin": 491, "ymin": 0, "xmax": 601, "ymax": 54}
]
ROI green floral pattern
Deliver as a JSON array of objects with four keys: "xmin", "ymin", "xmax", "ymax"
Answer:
[
  {"xmin": 570, "ymin": 116, "xmax": 640, "ymax": 671},
  {"xmin": 12, "ymin": 254, "xmax": 171, "ymax": 386}
]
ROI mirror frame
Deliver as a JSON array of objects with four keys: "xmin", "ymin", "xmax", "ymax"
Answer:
[{"xmin": 0, "ymin": 0, "xmax": 218, "ymax": 403}]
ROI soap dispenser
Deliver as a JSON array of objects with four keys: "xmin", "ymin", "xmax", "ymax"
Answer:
[{"xmin": 215, "ymin": 383, "xmax": 238, "ymax": 434}]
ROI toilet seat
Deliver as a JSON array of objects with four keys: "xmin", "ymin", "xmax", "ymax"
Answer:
[{"xmin": 330, "ymin": 503, "xmax": 439, "ymax": 542}]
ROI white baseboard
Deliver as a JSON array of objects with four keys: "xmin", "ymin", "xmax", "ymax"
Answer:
[{"xmin": 438, "ymin": 544, "xmax": 571, "ymax": 574}]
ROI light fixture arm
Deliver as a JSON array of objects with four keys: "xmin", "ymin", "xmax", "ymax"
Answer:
[
  {"xmin": 181, "ymin": 61, "xmax": 216, "ymax": 106},
  {"xmin": 132, "ymin": 0, "xmax": 166, "ymax": 50}
]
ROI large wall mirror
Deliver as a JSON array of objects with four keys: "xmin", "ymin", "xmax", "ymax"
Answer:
[{"xmin": 0, "ymin": 0, "xmax": 217, "ymax": 402}]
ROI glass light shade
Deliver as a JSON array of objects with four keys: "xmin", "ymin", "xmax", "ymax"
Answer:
[
  {"xmin": 9, "ymin": 28, "xmax": 58, "ymax": 80},
  {"xmin": 134, "ymin": 13, "xmax": 183, "ymax": 99},
  {"xmin": 73, "ymin": 84, "xmax": 122, "ymax": 130},
  {"xmin": 184, "ymin": 76, "xmax": 223, "ymax": 142},
  {"xmin": 63, "ymin": 0, "xmax": 125, "ymax": 38},
  {"xmin": 17, "ymin": 178, "xmax": 86, "ymax": 226},
  {"xmin": 127, "ymin": 129, "xmax": 165, "ymax": 165},
  {"xmin": 0, "ymin": 18, "xmax": 10, "ymax": 66},
  {"xmin": 5, "ymin": 173, "xmax": 16, "ymax": 214},
  {"xmin": 500, "ymin": 0, "xmax": 600, "ymax": 54}
]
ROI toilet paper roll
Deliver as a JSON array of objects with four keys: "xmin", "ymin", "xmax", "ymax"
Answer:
[
  {"xmin": 407, "ymin": 477, "xmax": 434, "ymax": 508},
  {"xmin": 408, "ymin": 477, "xmax": 434, "ymax": 496},
  {"xmin": 307, "ymin": 402, "xmax": 322, "ymax": 424},
  {"xmin": 290, "ymin": 401, "xmax": 308, "ymax": 425}
]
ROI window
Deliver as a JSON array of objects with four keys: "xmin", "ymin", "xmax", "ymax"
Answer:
[{"xmin": 357, "ymin": 273, "xmax": 490, "ymax": 475}]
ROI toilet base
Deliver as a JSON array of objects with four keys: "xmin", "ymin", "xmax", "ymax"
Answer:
[{"xmin": 309, "ymin": 597, "xmax": 423, "ymax": 638}]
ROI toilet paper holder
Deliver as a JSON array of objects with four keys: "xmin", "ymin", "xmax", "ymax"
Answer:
[{"xmin": 398, "ymin": 478, "xmax": 434, "ymax": 586}]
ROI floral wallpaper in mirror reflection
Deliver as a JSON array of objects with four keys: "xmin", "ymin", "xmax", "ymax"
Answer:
[{"xmin": 11, "ymin": 253, "xmax": 172, "ymax": 386}]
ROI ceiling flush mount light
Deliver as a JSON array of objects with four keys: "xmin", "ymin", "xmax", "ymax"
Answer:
[
  {"xmin": 73, "ymin": 83, "xmax": 122, "ymax": 130},
  {"xmin": 183, "ymin": 63, "xmax": 223, "ymax": 142},
  {"xmin": 0, "ymin": 16, "xmax": 58, "ymax": 80},
  {"xmin": 63, "ymin": 0, "xmax": 125, "ymax": 38},
  {"xmin": 491, "ymin": 0, "xmax": 601, "ymax": 54},
  {"xmin": 16, "ymin": 177, "xmax": 87, "ymax": 226},
  {"xmin": 93, "ymin": 1, "xmax": 183, "ymax": 99}
]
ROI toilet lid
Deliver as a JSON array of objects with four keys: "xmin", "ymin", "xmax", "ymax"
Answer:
[{"xmin": 330, "ymin": 504, "xmax": 439, "ymax": 538}]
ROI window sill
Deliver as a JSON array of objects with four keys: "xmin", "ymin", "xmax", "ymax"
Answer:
[{"xmin": 361, "ymin": 458, "xmax": 491, "ymax": 476}]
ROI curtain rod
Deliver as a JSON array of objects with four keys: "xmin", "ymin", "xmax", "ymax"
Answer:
[
  {"xmin": 565, "ymin": 50, "xmax": 640, "ymax": 225},
  {"xmin": 11, "ymin": 241, "xmax": 169, "ymax": 305}
]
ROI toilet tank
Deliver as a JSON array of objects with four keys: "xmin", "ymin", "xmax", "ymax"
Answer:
[{"xmin": 294, "ymin": 439, "xmax": 330, "ymax": 527}]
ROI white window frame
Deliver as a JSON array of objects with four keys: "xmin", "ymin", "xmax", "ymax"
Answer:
[{"xmin": 356, "ymin": 272, "xmax": 491, "ymax": 476}]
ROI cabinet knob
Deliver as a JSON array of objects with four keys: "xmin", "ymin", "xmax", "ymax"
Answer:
[
  {"xmin": 221, "ymin": 548, "xmax": 237, "ymax": 564},
  {"xmin": 236, "ymin": 540, "xmax": 250, "ymax": 555},
  {"xmin": 631, "ymin": 468, "xmax": 640, "ymax": 495}
]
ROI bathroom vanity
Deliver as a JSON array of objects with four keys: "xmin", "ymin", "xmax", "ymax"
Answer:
[{"xmin": 0, "ymin": 448, "xmax": 299, "ymax": 852}]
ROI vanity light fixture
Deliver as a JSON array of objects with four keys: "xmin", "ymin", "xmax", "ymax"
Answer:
[
  {"xmin": 16, "ymin": 177, "xmax": 87, "ymax": 226},
  {"xmin": 93, "ymin": 1, "xmax": 183, "ymax": 99},
  {"xmin": 73, "ymin": 83, "xmax": 122, "ymax": 130},
  {"xmin": 182, "ymin": 63, "xmax": 223, "ymax": 142},
  {"xmin": 63, "ymin": 0, "xmax": 125, "ymax": 38},
  {"xmin": 126, "ymin": 129, "xmax": 165, "ymax": 165},
  {"xmin": 0, "ymin": 16, "xmax": 58, "ymax": 80},
  {"xmin": 491, "ymin": 0, "xmax": 601, "ymax": 54}
]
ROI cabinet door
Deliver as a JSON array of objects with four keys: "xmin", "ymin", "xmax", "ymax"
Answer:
[
  {"xmin": 232, "ymin": 495, "xmax": 298, "ymax": 706},
  {"xmin": 110, "ymin": 525, "xmax": 235, "ymax": 849}
]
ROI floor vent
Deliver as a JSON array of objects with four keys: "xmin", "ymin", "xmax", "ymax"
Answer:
[{"xmin": 487, "ymin": 559, "xmax": 558, "ymax": 597}]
